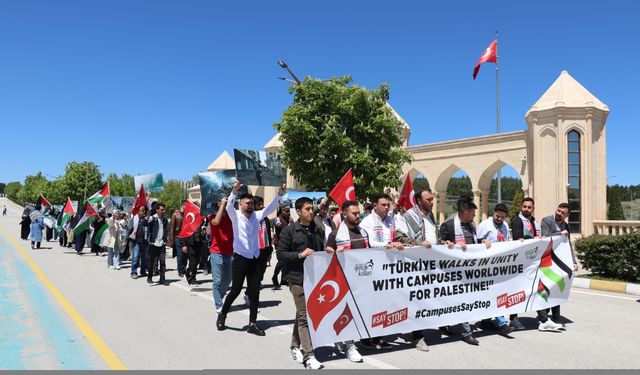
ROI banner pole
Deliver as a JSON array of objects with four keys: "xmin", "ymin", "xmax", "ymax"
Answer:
[{"xmin": 335, "ymin": 253, "xmax": 371, "ymax": 339}]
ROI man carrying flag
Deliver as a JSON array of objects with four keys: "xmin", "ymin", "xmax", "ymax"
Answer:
[
  {"xmin": 73, "ymin": 202, "xmax": 99, "ymax": 254},
  {"xmin": 329, "ymin": 169, "xmax": 356, "ymax": 211},
  {"xmin": 537, "ymin": 203, "xmax": 578, "ymax": 332}
]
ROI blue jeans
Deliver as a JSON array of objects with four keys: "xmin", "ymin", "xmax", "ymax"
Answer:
[
  {"xmin": 132, "ymin": 242, "xmax": 149, "ymax": 275},
  {"xmin": 210, "ymin": 253, "xmax": 233, "ymax": 310},
  {"xmin": 107, "ymin": 247, "xmax": 120, "ymax": 268},
  {"xmin": 175, "ymin": 238, "xmax": 186, "ymax": 274}
]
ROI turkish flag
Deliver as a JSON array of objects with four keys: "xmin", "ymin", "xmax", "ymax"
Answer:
[
  {"xmin": 307, "ymin": 255, "xmax": 350, "ymax": 331},
  {"xmin": 333, "ymin": 303, "xmax": 354, "ymax": 336},
  {"xmin": 473, "ymin": 39, "xmax": 497, "ymax": 79},
  {"xmin": 131, "ymin": 185, "xmax": 147, "ymax": 215},
  {"xmin": 178, "ymin": 200, "xmax": 204, "ymax": 239},
  {"xmin": 397, "ymin": 174, "xmax": 415, "ymax": 210},
  {"xmin": 329, "ymin": 169, "xmax": 356, "ymax": 209}
]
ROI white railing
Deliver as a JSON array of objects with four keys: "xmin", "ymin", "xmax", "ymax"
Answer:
[{"xmin": 592, "ymin": 220, "xmax": 640, "ymax": 236}]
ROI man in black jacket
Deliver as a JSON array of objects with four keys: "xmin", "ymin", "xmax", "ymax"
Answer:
[
  {"xmin": 147, "ymin": 203, "xmax": 169, "ymax": 285},
  {"xmin": 509, "ymin": 197, "xmax": 538, "ymax": 330},
  {"xmin": 276, "ymin": 197, "xmax": 325, "ymax": 370}
]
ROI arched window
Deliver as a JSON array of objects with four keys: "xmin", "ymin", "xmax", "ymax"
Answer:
[{"xmin": 567, "ymin": 131, "xmax": 581, "ymax": 233}]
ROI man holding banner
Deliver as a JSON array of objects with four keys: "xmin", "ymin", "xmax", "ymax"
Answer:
[
  {"xmin": 277, "ymin": 197, "xmax": 326, "ymax": 369},
  {"xmin": 439, "ymin": 196, "xmax": 490, "ymax": 345}
]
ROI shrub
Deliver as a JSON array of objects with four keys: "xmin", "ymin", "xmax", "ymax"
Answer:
[{"xmin": 575, "ymin": 231, "xmax": 640, "ymax": 282}]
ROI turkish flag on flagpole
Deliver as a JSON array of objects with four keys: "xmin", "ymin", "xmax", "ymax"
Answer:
[
  {"xmin": 332, "ymin": 303, "xmax": 354, "ymax": 335},
  {"xmin": 329, "ymin": 169, "xmax": 356, "ymax": 209},
  {"xmin": 131, "ymin": 185, "xmax": 147, "ymax": 215},
  {"xmin": 397, "ymin": 175, "xmax": 415, "ymax": 211},
  {"xmin": 473, "ymin": 39, "xmax": 497, "ymax": 79},
  {"xmin": 307, "ymin": 255, "xmax": 350, "ymax": 331},
  {"xmin": 178, "ymin": 200, "xmax": 204, "ymax": 239}
]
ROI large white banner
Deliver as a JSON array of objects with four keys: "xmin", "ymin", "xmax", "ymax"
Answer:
[{"xmin": 303, "ymin": 237, "xmax": 574, "ymax": 348}]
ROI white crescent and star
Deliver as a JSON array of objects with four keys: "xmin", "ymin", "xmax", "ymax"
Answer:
[
  {"xmin": 345, "ymin": 186, "xmax": 355, "ymax": 200},
  {"xmin": 337, "ymin": 314, "xmax": 349, "ymax": 325},
  {"xmin": 409, "ymin": 191, "xmax": 416, "ymax": 206},
  {"xmin": 186, "ymin": 212, "xmax": 196, "ymax": 224},
  {"xmin": 317, "ymin": 280, "xmax": 340, "ymax": 304}
]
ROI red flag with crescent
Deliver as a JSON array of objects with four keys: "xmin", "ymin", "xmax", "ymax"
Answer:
[
  {"xmin": 307, "ymin": 255, "xmax": 350, "ymax": 331},
  {"xmin": 332, "ymin": 303, "xmax": 354, "ymax": 335},
  {"xmin": 473, "ymin": 39, "xmax": 497, "ymax": 79},
  {"xmin": 131, "ymin": 185, "xmax": 147, "ymax": 215},
  {"xmin": 397, "ymin": 174, "xmax": 415, "ymax": 210},
  {"xmin": 178, "ymin": 200, "xmax": 204, "ymax": 239},
  {"xmin": 329, "ymin": 169, "xmax": 356, "ymax": 209}
]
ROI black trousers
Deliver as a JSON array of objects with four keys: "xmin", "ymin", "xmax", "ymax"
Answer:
[
  {"xmin": 185, "ymin": 244, "xmax": 199, "ymax": 283},
  {"xmin": 221, "ymin": 253, "xmax": 261, "ymax": 323},
  {"xmin": 257, "ymin": 247, "xmax": 272, "ymax": 282},
  {"xmin": 147, "ymin": 245, "xmax": 166, "ymax": 281},
  {"xmin": 537, "ymin": 306, "xmax": 561, "ymax": 323}
]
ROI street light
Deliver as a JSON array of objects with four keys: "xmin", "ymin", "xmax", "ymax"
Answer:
[{"xmin": 276, "ymin": 60, "xmax": 302, "ymax": 85}]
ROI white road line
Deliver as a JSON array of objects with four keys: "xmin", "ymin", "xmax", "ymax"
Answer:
[
  {"xmin": 170, "ymin": 281, "xmax": 399, "ymax": 369},
  {"xmin": 571, "ymin": 288, "xmax": 638, "ymax": 301}
]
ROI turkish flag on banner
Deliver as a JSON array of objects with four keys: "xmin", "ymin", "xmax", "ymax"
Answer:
[
  {"xmin": 307, "ymin": 255, "xmax": 350, "ymax": 331},
  {"xmin": 397, "ymin": 175, "xmax": 415, "ymax": 210},
  {"xmin": 329, "ymin": 169, "xmax": 356, "ymax": 208},
  {"xmin": 131, "ymin": 185, "xmax": 147, "ymax": 215},
  {"xmin": 473, "ymin": 39, "xmax": 497, "ymax": 79},
  {"xmin": 178, "ymin": 200, "xmax": 204, "ymax": 239},
  {"xmin": 333, "ymin": 303, "xmax": 354, "ymax": 335}
]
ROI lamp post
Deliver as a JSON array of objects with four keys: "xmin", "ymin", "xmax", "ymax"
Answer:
[{"xmin": 277, "ymin": 60, "xmax": 302, "ymax": 85}]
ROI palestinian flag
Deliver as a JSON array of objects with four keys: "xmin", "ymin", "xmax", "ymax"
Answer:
[
  {"xmin": 87, "ymin": 182, "xmax": 110, "ymax": 205},
  {"xmin": 537, "ymin": 238, "xmax": 573, "ymax": 299},
  {"xmin": 94, "ymin": 223, "xmax": 109, "ymax": 246},
  {"xmin": 56, "ymin": 197, "xmax": 76, "ymax": 231},
  {"xmin": 73, "ymin": 202, "xmax": 99, "ymax": 236},
  {"xmin": 537, "ymin": 280, "xmax": 550, "ymax": 302},
  {"xmin": 40, "ymin": 195, "xmax": 52, "ymax": 207}
]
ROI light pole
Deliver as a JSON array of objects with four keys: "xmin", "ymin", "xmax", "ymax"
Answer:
[{"xmin": 277, "ymin": 60, "xmax": 302, "ymax": 85}]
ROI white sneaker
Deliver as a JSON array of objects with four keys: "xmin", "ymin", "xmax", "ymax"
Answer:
[
  {"xmin": 243, "ymin": 294, "xmax": 250, "ymax": 307},
  {"xmin": 346, "ymin": 343, "xmax": 363, "ymax": 363},
  {"xmin": 115, "ymin": 266, "xmax": 121, "ymax": 270},
  {"xmin": 290, "ymin": 347, "xmax": 304, "ymax": 364},
  {"xmin": 538, "ymin": 320, "xmax": 563, "ymax": 332},
  {"xmin": 216, "ymin": 307, "xmax": 222, "ymax": 314},
  {"xmin": 108, "ymin": 266, "xmax": 115, "ymax": 269},
  {"xmin": 305, "ymin": 356, "xmax": 324, "ymax": 370}
]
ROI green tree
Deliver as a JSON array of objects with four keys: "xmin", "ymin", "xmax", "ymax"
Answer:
[
  {"xmin": 489, "ymin": 176, "xmax": 523, "ymax": 202},
  {"xmin": 46, "ymin": 179, "xmax": 67, "ymax": 204},
  {"xmin": 5, "ymin": 181, "xmax": 23, "ymax": 203},
  {"xmin": 412, "ymin": 176, "xmax": 431, "ymax": 192},
  {"xmin": 0, "ymin": 182, "xmax": 6, "ymax": 195},
  {"xmin": 274, "ymin": 76, "xmax": 412, "ymax": 201},
  {"xmin": 17, "ymin": 172, "xmax": 50, "ymax": 206},
  {"xmin": 607, "ymin": 188, "xmax": 625, "ymax": 220},
  {"xmin": 108, "ymin": 173, "xmax": 135, "ymax": 197},
  {"xmin": 59, "ymin": 162, "xmax": 103, "ymax": 202},
  {"xmin": 509, "ymin": 190, "xmax": 524, "ymax": 222},
  {"xmin": 447, "ymin": 176, "xmax": 472, "ymax": 198},
  {"xmin": 156, "ymin": 179, "xmax": 187, "ymax": 216}
]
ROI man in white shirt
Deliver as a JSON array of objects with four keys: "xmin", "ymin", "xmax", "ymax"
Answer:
[
  {"xmin": 476, "ymin": 203, "xmax": 515, "ymax": 337},
  {"xmin": 217, "ymin": 180, "xmax": 285, "ymax": 336},
  {"xmin": 359, "ymin": 193, "xmax": 405, "ymax": 250}
]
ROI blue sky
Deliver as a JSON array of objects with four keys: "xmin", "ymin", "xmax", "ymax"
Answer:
[{"xmin": 1, "ymin": 0, "xmax": 638, "ymax": 186}]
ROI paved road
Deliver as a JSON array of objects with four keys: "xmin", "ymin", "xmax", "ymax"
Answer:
[{"xmin": 1, "ymin": 196, "xmax": 639, "ymax": 370}]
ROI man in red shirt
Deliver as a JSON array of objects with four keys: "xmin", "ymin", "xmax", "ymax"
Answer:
[{"xmin": 208, "ymin": 197, "xmax": 234, "ymax": 313}]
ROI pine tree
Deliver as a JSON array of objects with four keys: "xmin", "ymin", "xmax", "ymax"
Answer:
[
  {"xmin": 607, "ymin": 189, "xmax": 625, "ymax": 220},
  {"xmin": 509, "ymin": 190, "xmax": 524, "ymax": 222}
]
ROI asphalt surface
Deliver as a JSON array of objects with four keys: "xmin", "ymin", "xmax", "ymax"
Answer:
[{"xmin": 1, "ymin": 196, "xmax": 639, "ymax": 370}]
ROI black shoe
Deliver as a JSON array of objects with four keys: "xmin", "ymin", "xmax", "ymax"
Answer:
[
  {"xmin": 216, "ymin": 314, "xmax": 226, "ymax": 330},
  {"xmin": 462, "ymin": 335, "xmax": 479, "ymax": 346},
  {"xmin": 439, "ymin": 326, "xmax": 453, "ymax": 336},
  {"xmin": 247, "ymin": 323, "xmax": 265, "ymax": 336},
  {"xmin": 140, "ymin": 272, "xmax": 148, "ymax": 277},
  {"xmin": 498, "ymin": 324, "xmax": 515, "ymax": 336},
  {"xmin": 271, "ymin": 277, "xmax": 280, "ymax": 287},
  {"xmin": 374, "ymin": 338, "xmax": 393, "ymax": 349},
  {"xmin": 359, "ymin": 339, "xmax": 375, "ymax": 350},
  {"xmin": 479, "ymin": 319, "xmax": 498, "ymax": 331},
  {"xmin": 178, "ymin": 271, "xmax": 185, "ymax": 277},
  {"xmin": 147, "ymin": 278, "xmax": 153, "ymax": 284},
  {"xmin": 159, "ymin": 278, "xmax": 168, "ymax": 285}
]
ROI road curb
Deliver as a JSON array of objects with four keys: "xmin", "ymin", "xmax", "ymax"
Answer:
[{"xmin": 574, "ymin": 276, "xmax": 640, "ymax": 296}]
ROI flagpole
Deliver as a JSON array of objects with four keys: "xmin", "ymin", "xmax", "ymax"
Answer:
[{"xmin": 495, "ymin": 30, "xmax": 502, "ymax": 204}]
